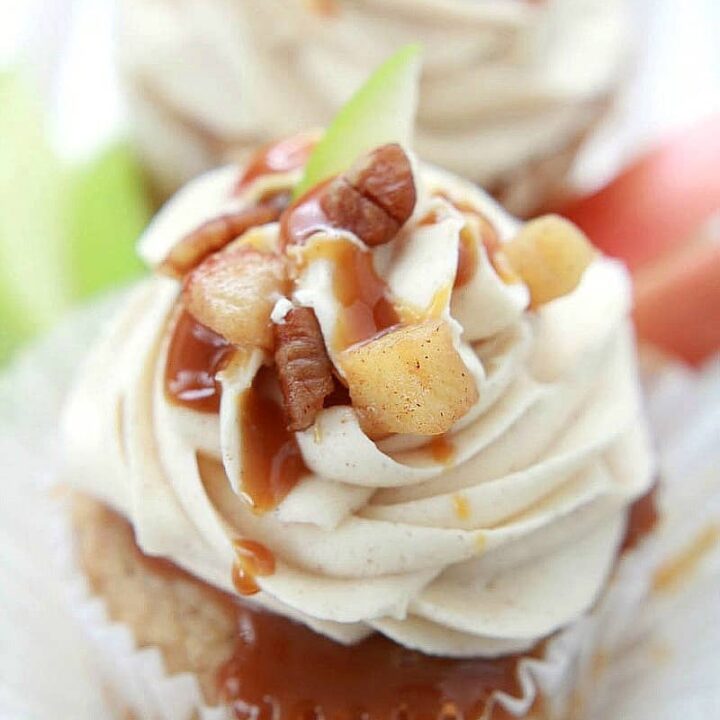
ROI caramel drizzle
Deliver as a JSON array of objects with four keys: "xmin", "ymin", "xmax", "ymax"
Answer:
[
  {"xmin": 434, "ymin": 192, "xmax": 502, "ymax": 289},
  {"xmin": 430, "ymin": 435, "xmax": 456, "ymax": 465},
  {"xmin": 163, "ymin": 142, "xmax": 508, "ymax": 531},
  {"xmin": 234, "ymin": 134, "xmax": 316, "ymax": 193},
  {"xmin": 165, "ymin": 323, "xmax": 308, "ymax": 514},
  {"xmin": 239, "ymin": 368, "xmax": 309, "ymax": 513},
  {"xmin": 231, "ymin": 538, "xmax": 276, "ymax": 596},
  {"xmin": 299, "ymin": 238, "xmax": 400, "ymax": 352},
  {"xmin": 165, "ymin": 311, "xmax": 234, "ymax": 414}
]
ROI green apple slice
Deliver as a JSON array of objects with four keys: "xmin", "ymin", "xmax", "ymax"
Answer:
[
  {"xmin": 293, "ymin": 44, "xmax": 422, "ymax": 199},
  {"xmin": 0, "ymin": 71, "xmax": 72, "ymax": 360},
  {"xmin": 66, "ymin": 142, "xmax": 151, "ymax": 300},
  {"xmin": 0, "ymin": 71, "xmax": 153, "ymax": 362}
]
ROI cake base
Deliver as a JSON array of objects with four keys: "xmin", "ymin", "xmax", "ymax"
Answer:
[
  {"xmin": 71, "ymin": 494, "xmax": 237, "ymax": 706},
  {"xmin": 71, "ymin": 493, "xmax": 547, "ymax": 720}
]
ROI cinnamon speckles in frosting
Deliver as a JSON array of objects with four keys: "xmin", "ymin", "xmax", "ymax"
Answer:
[{"xmin": 63, "ymin": 145, "xmax": 654, "ymax": 657}]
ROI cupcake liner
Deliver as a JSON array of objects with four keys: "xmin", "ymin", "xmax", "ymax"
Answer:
[
  {"xmin": 51, "ymin": 492, "xmax": 230, "ymax": 720},
  {"xmin": 1, "ymin": 299, "xmax": 719, "ymax": 720}
]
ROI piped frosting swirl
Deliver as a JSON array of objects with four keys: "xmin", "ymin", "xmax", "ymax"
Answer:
[{"xmin": 63, "ymin": 146, "xmax": 654, "ymax": 657}]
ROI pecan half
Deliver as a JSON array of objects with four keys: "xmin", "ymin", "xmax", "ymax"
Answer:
[
  {"xmin": 345, "ymin": 143, "xmax": 416, "ymax": 225},
  {"xmin": 274, "ymin": 307, "xmax": 334, "ymax": 432},
  {"xmin": 285, "ymin": 143, "xmax": 416, "ymax": 247},
  {"xmin": 183, "ymin": 244, "xmax": 287, "ymax": 349},
  {"xmin": 160, "ymin": 201, "xmax": 284, "ymax": 278},
  {"xmin": 319, "ymin": 177, "xmax": 401, "ymax": 248}
]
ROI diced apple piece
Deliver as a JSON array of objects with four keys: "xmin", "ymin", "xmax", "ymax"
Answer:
[
  {"xmin": 183, "ymin": 243, "xmax": 286, "ymax": 349},
  {"xmin": 339, "ymin": 320, "xmax": 478, "ymax": 436},
  {"xmin": 502, "ymin": 215, "xmax": 595, "ymax": 307}
]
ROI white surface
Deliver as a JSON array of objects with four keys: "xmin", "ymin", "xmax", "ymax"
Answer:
[{"xmin": 0, "ymin": 300, "xmax": 117, "ymax": 720}]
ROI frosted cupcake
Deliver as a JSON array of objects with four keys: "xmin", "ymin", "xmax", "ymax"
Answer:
[
  {"xmin": 118, "ymin": 0, "xmax": 630, "ymax": 214},
  {"xmin": 63, "ymin": 50, "xmax": 656, "ymax": 719}
]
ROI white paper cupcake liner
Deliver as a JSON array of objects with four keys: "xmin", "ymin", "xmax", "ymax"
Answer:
[{"xmin": 1, "ymin": 300, "xmax": 719, "ymax": 720}]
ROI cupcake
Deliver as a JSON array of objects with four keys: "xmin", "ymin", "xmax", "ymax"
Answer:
[
  {"xmin": 118, "ymin": 0, "xmax": 630, "ymax": 214},
  {"xmin": 62, "ymin": 50, "xmax": 656, "ymax": 719}
]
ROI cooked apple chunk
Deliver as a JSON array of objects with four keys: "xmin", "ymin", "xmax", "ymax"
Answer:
[
  {"xmin": 183, "ymin": 243, "xmax": 286, "ymax": 349},
  {"xmin": 502, "ymin": 215, "xmax": 595, "ymax": 307},
  {"xmin": 339, "ymin": 320, "xmax": 478, "ymax": 436}
]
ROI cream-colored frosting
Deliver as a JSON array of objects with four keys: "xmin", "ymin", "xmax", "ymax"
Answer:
[
  {"xmin": 63, "ymin": 158, "xmax": 654, "ymax": 657},
  {"xmin": 118, "ymin": 0, "xmax": 630, "ymax": 210}
]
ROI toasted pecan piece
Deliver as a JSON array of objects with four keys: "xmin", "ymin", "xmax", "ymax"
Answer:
[
  {"xmin": 320, "ymin": 178, "xmax": 401, "ymax": 248},
  {"xmin": 339, "ymin": 320, "xmax": 478, "ymax": 437},
  {"xmin": 183, "ymin": 244, "xmax": 287, "ymax": 349},
  {"xmin": 274, "ymin": 307, "xmax": 334, "ymax": 431},
  {"xmin": 285, "ymin": 143, "xmax": 416, "ymax": 247},
  {"xmin": 345, "ymin": 143, "xmax": 416, "ymax": 225},
  {"xmin": 160, "ymin": 202, "xmax": 284, "ymax": 278}
]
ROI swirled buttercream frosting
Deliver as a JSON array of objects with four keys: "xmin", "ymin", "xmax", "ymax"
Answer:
[{"xmin": 63, "ymin": 138, "xmax": 654, "ymax": 657}]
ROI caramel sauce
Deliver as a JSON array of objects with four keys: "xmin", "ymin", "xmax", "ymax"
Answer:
[
  {"xmin": 232, "ymin": 538, "xmax": 276, "ymax": 596},
  {"xmin": 165, "ymin": 311, "xmax": 235, "ymax": 413},
  {"xmin": 166, "ymin": 317, "xmax": 309, "ymax": 513},
  {"xmin": 94, "ymin": 477, "xmax": 660, "ymax": 720},
  {"xmin": 453, "ymin": 494, "xmax": 471, "ymax": 522},
  {"xmin": 430, "ymin": 435, "xmax": 456, "ymax": 465},
  {"xmin": 219, "ymin": 605, "xmax": 526, "ymax": 720},
  {"xmin": 280, "ymin": 180, "xmax": 334, "ymax": 248},
  {"xmin": 434, "ymin": 192, "xmax": 503, "ymax": 289},
  {"xmin": 300, "ymin": 238, "xmax": 400, "ymax": 351},
  {"xmin": 284, "ymin": 191, "xmax": 464, "ymax": 350},
  {"xmin": 215, "ymin": 489, "xmax": 661, "ymax": 719},
  {"xmin": 652, "ymin": 524, "xmax": 720, "ymax": 594},
  {"xmin": 455, "ymin": 224, "xmax": 479, "ymax": 289},
  {"xmin": 236, "ymin": 134, "xmax": 316, "ymax": 193},
  {"xmin": 240, "ymin": 368, "xmax": 309, "ymax": 512},
  {"xmin": 621, "ymin": 484, "xmax": 659, "ymax": 552}
]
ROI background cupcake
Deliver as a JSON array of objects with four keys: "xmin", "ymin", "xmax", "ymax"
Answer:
[{"xmin": 118, "ymin": 0, "xmax": 631, "ymax": 214}]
